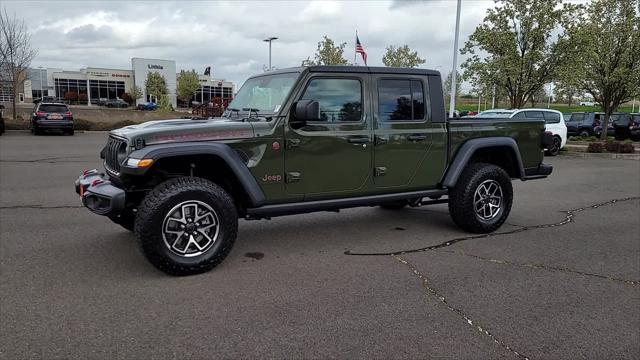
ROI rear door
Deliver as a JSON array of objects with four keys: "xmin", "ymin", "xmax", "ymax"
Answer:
[{"xmin": 372, "ymin": 76, "xmax": 432, "ymax": 188}]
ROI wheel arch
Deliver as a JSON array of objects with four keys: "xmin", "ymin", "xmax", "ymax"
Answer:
[
  {"xmin": 128, "ymin": 142, "xmax": 266, "ymax": 208},
  {"xmin": 442, "ymin": 137, "xmax": 525, "ymax": 188}
]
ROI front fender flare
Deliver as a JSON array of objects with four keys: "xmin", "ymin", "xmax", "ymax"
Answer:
[
  {"xmin": 123, "ymin": 142, "xmax": 266, "ymax": 207},
  {"xmin": 442, "ymin": 137, "xmax": 525, "ymax": 188}
]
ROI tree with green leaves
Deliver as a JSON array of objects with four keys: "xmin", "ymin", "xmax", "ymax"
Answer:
[
  {"xmin": 567, "ymin": 0, "xmax": 640, "ymax": 140},
  {"xmin": 529, "ymin": 86, "xmax": 548, "ymax": 107},
  {"xmin": 302, "ymin": 36, "xmax": 349, "ymax": 66},
  {"xmin": 176, "ymin": 69, "xmax": 200, "ymax": 105},
  {"xmin": 444, "ymin": 70, "xmax": 461, "ymax": 102},
  {"xmin": 127, "ymin": 85, "xmax": 143, "ymax": 104},
  {"xmin": 553, "ymin": 81, "xmax": 579, "ymax": 107},
  {"xmin": 145, "ymin": 71, "xmax": 168, "ymax": 101},
  {"xmin": 461, "ymin": 0, "xmax": 578, "ymax": 109},
  {"xmin": 382, "ymin": 45, "xmax": 426, "ymax": 68}
]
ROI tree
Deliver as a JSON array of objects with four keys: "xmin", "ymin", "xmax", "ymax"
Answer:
[
  {"xmin": 302, "ymin": 36, "xmax": 348, "ymax": 66},
  {"xmin": 128, "ymin": 85, "xmax": 143, "ymax": 103},
  {"xmin": 553, "ymin": 82, "xmax": 579, "ymax": 107},
  {"xmin": 567, "ymin": 0, "xmax": 640, "ymax": 140},
  {"xmin": 64, "ymin": 90, "xmax": 78, "ymax": 103},
  {"xmin": 529, "ymin": 86, "xmax": 547, "ymax": 107},
  {"xmin": 443, "ymin": 70, "xmax": 462, "ymax": 102},
  {"xmin": 461, "ymin": 0, "xmax": 578, "ymax": 109},
  {"xmin": 120, "ymin": 92, "xmax": 133, "ymax": 105},
  {"xmin": 382, "ymin": 45, "xmax": 426, "ymax": 68},
  {"xmin": 0, "ymin": 9, "xmax": 38, "ymax": 120},
  {"xmin": 145, "ymin": 72, "xmax": 168, "ymax": 101},
  {"xmin": 177, "ymin": 69, "xmax": 200, "ymax": 105}
]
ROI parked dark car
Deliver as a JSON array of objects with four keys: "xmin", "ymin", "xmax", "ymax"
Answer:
[
  {"xmin": 136, "ymin": 102, "xmax": 157, "ymax": 111},
  {"xmin": 31, "ymin": 102, "xmax": 74, "ymax": 135},
  {"xmin": 105, "ymin": 99, "xmax": 129, "ymax": 108},
  {"xmin": 33, "ymin": 96, "xmax": 62, "ymax": 104},
  {"xmin": 0, "ymin": 104, "xmax": 5, "ymax": 135},
  {"xmin": 566, "ymin": 112, "xmax": 601, "ymax": 137},
  {"xmin": 594, "ymin": 113, "xmax": 633, "ymax": 139}
]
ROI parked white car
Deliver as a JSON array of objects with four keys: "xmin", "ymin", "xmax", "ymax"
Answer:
[
  {"xmin": 476, "ymin": 108, "xmax": 567, "ymax": 156},
  {"xmin": 579, "ymin": 101, "xmax": 596, "ymax": 106}
]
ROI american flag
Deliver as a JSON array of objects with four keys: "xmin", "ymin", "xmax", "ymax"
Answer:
[{"xmin": 356, "ymin": 35, "xmax": 367, "ymax": 65}]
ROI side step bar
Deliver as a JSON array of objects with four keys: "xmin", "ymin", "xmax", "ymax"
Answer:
[{"xmin": 246, "ymin": 189, "xmax": 449, "ymax": 219}]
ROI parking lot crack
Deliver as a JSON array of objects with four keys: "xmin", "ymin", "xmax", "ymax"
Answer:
[
  {"xmin": 438, "ymin": 249, "xmax": 639, "ymax": 286},
  {"xmin": 345, "ymin": 196, "xmax": 640, "ymax": 256},
  {"xmin": 393, "ymin": 255, "xmax": 530, "ymax": 360}
]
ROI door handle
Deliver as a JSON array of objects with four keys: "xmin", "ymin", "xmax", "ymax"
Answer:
[
  {"xmin": 407, "ymin": 134, "xmax": 427, "ymax": 142},
  {"xmin": 374, "ymin": 136, "xmax": 388, "ymax": 146},
  {"xmin": 347, "ymin": 136, "xmax": 370, "ymax": 144}
]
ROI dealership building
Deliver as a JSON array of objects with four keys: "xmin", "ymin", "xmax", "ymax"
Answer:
[{"xmin": 13, "ymin": 57, "xmax": 235, "ymax": 108}]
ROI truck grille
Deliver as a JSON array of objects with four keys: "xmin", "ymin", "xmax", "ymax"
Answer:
[{"xmin": 104, "ymin": 136, "xmax": 127, "ymax": 174}]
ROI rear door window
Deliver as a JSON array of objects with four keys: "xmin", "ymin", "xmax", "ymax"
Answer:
[
  {"xmin": 543, "ymin": 112, "xmax": 561, "ymax": 124},
  {"xmin": 378, "ymin": 79, "xmax": 425, "ymax": 121},
  {"xmin": 39, "ymin": 105, "xmax": 68, "ymax": 113},
  {"xmin": 524, "ymin": 111, "xmax": 544, "ymax": 119}
]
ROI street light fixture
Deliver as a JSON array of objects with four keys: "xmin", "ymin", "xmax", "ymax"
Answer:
[{"xmin": 263, "ymin": 37, "xmax": 278, "ymax": 71}]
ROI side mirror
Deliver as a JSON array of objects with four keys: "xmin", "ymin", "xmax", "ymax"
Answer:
[{"xmin": 290, "ymin": 100, "xmax": 320, "ymax": 129}]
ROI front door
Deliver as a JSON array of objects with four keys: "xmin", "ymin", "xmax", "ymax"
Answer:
[
  {"xmin": 284, "ymin": 75, "xmax": 372, "ymax": 197},
  {"xmin": 372, "ymin": 77, "xmax": 432, "ymax": 188}
]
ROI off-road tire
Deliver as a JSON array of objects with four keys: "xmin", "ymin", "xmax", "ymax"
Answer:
[
  {"xmin": 134, "ymin": 177, "xmax": 238, "ymax": 276},
  {"xmin": 448, "ymin": 163, "xmax": 513, "ymax": 233},
  {"xmin": 545, "ymin": 136, "xmax": 561, "ymax": 156},
  {"xmin": 109, "ymin": 209, "xmax": 136, "ymax": 232}
]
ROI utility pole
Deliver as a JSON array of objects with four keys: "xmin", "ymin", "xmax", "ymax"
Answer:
[
  {"xmin": 448, "ymin": 0, "xmax": 462, "ymax": 118},
  {"xmin": 263, "ymin": 37, "xmax": 278, "ymax": 71},
  {"xmin": 491, "ymin": 84, "xmax": 496, "ymax": 109}
]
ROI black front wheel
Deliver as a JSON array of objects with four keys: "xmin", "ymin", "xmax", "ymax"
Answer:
[
  {"xmin": 448, "ymin": 163, "xmax": 513, "ymax": 233},
  {"xmin": 135, "ymin": 177, "xmax": 238, "ymax": 276}
]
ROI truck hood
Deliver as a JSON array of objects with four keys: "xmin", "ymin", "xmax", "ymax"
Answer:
[{"xmin": 110, "ymin": 118, "xmax": 255, "ymax": 145}]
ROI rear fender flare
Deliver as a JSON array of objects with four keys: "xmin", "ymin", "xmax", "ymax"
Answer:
[{"xmin": 442, "ymin": 137, "xmax": 525, "ymax": 188}]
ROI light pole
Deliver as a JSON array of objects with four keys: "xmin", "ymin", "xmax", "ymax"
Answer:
[
  {"xmin": 38, "ymin": 67, "xmax": 44, "ymax": 99},
  {"xmin": 448, "ymin": 0, "xmax": 462, "ymax": 118},
  {"xmin": 263, "ymin": 37, "xmax": 278, "ymax": 71}
]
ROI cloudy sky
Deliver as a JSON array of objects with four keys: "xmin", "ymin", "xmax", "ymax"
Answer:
[{"xmin": 5, "ymin": 0, "xmax": 496, "ymax": 90}]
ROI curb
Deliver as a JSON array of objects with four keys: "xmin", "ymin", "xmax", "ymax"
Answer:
[{"xmin": 560, "ymin": 151, "xmax": 640, "ymax": 161}]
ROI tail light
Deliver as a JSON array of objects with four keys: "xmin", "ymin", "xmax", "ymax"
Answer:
[
  {"xmin": 64, "ymin": 111, "xmax": 72, "ymax": 117},
  {"xmin": 36, "ymin": 111, "xmax": 45, "ymax": 117}
]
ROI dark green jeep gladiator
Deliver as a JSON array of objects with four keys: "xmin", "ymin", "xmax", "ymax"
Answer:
[{"xmin": 75, "ymin": 66, "xmax": 553, "ymax": 275}]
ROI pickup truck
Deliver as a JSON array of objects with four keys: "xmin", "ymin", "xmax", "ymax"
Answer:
[{"xmin": 75, "ymin": 66, "xmax": 553, "ymax": 275}]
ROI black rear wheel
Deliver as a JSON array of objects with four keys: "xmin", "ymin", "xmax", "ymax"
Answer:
[
  {"xmin": 546, "ymin": 136, "xmax": 561, "ymax": 156},
  {"xmin": 448, "ymin": 163, "xmax": 513, "ymax": 233}
]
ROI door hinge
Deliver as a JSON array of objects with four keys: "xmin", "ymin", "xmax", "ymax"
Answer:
[
  {"xmin": 374, "ymin": 166, "xmax": 387, "ymax": 177},
  {"xmin": 286, "ymin": 172, "xmax": 301, "ymax": 183},
  {"xmin": 286, "ymin": 138, "xmax": 301, "ymax": 149}
]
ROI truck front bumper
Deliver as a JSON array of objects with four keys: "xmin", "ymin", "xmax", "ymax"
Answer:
[{"xmin": 75, "ymin": 169, "xmax": 125, "ymax": 216}]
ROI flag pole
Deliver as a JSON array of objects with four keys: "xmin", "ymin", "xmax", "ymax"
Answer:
[{"xmin": 354, "ymin": 30, "xmax": 357, "ymax": 65}]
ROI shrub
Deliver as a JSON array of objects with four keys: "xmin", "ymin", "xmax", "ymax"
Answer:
[
  {"xmin": 64, "ymin": 91, "xmax": 78, "ymax": 102},
  {"xmin": 619, "ymin": 143, "xmax": 635, "ymax": 153},
  {"xmin": 121, "ymin": 92, "xmax": 133, "ymax": 105},
  {"xmin": 73, "ymin": 118, "xmax": 92, "ymax": 130},
  {"xmin": 604, "ymin": 140, "xmax": 620, "ymax": 152},
  {"xmin": 587, "ymin": 142, "xmax": 604, "ymax": 153},
  {"xmin": 78, "ymin": 93, "xmax": 88, "ymax": 103}
]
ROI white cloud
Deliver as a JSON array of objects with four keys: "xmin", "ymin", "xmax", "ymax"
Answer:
[{"xmin": 6, "ymin": 0, "xmax": 494, "ymax": 91}]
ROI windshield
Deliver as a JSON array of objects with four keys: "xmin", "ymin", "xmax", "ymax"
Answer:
[{"xmin": 227, "ymin": 72, "xmax": 300, "ymax": 114}]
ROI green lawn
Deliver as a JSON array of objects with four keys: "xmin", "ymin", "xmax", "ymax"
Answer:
[{"xmin": 448, "ymin": 102, "xmax": 637, "ymax": 114}]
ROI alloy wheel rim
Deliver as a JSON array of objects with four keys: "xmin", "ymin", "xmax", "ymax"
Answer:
[
  {"xmin": 161, "ymin": 200, "xmax": 220, "ymax": 257},
  {"xmin": 473, "ymin": 179, "xmax": 503, "ymax": 221}
]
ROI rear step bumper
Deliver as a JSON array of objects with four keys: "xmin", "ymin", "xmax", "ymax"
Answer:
[
  {"xmin": 523, "ymin": 163, "xmax": 553, "ymax": 180},
  {"xmin": 75, "ymin": 169, "xmax": 125, "ymax": 216}
]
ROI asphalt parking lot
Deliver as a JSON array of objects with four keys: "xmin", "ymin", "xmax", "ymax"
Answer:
[{"xmin": 1, "ymin": 132, "xmax": 639, "ymax": 359}]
